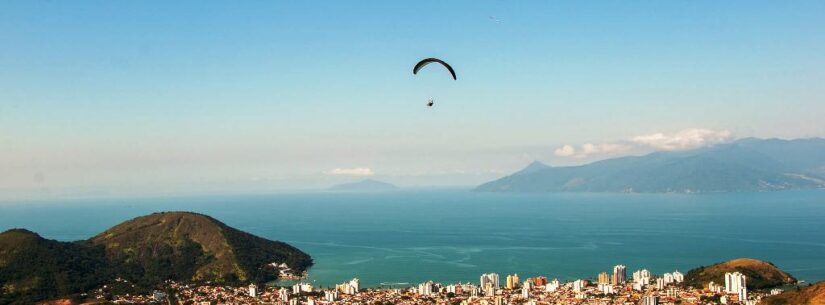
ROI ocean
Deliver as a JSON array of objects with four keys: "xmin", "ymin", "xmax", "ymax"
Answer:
[{"xmin": 1, "ymin": 190, "xmax": 824, "ymax": 287}]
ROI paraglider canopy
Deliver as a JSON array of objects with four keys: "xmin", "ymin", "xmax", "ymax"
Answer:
[{"xmin": 413, "ymin": 58, "xmax": 456, "ymax": 80}]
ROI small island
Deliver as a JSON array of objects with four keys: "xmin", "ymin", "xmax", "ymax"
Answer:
[{"xmin": 328, "ymin": 179, "xmax": 399, "ymax": 192}]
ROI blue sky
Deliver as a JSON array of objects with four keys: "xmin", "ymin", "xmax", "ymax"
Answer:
[{"xmin": 1, "ymin": 1, "xmax": 824, "ymax": 198}]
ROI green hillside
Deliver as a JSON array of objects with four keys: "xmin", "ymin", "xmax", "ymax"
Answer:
[
  {"xmin": 684, "ymin": 258, "xmax": 796, "ymax": 290},
  {"xmin": 0, "ymin": 229, "xmax": 107, "ymax": 305},
  {"xmin": 760, "ymin": 281, "xmax": 825, "ymax": 305},
  {"xmin": 0, "ymin": 212, "xmax": 313, "ymax": 305}
]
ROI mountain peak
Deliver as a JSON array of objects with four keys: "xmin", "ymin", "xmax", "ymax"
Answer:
[
  {"xmin": 90, "ymin": 211, "xmax": 312, "ymax": 284},
  {"xmin": 515, "ymin": 161, "xmax": 551, "ymax": 175},
  {"xmin": 0, "ymin": 228, "xmax": 40, "ymax": 238}
]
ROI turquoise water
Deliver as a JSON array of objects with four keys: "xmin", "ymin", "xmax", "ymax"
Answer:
[{"xmin": 1, "ymin": 190, "xmax": 824, "ymax": 287}]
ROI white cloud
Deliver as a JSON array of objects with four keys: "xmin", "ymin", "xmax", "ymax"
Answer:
[
  {"xmin": 326, "ymin": 167, "xmax": 374, "ymax": 176},
  {"xmin": 554, "ymin": 145, "xmax": 576, "ymax": 157},
  {"xmin": 554, "ymin": 142, "xmax": 631, "ymax": 159},
  {"xmin": 632, "ymin": 128, "xmax": 732, "ymax": 151},
  {"xmin": 581, "ymin": 143, "xmax": 630, "ymax": 155},
  {"xmin": 554, "ymin": 128, "xmax": 732, "ymax": 159}
]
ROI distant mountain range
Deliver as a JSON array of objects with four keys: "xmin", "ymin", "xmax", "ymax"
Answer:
[
  {"xmin": 329, "ymin": 179, "xmax": 399, "ymax": 191},
  {"xmin": 476, "ymin": 138, "xmax": 825, "ymax": 193},
  {"xmin": 0, "ymin": 212, "xmax": 312, "ymax": 305}
]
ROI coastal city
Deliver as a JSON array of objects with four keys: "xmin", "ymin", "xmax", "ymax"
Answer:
[
  {"xmin": 4, "ymin": 1, "xmax": 825, "ymax": 305},
  {"xmin": 99, "ymin": 265, "xmax": 784, "ymax": 305}
]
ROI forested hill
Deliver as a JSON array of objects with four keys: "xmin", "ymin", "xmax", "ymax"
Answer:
[{"xmin": 0, "ymin": 212, "xmax": 313, "ymax": 305}]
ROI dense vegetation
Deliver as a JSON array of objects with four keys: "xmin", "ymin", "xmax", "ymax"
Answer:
[
  {"xmin": 223, "ymin": 223, "xmax": 314, "ymax": 283},
  {"xmin": 760, "ymin": 281, "xmax": 825, "ymax": 305},
  {"xmin": 0, "ymin": 212, "xmax": 313, "ymax": 305},
  {"xmin": 0, "ymin": 229, "xmax": 108, "ymax": 305},
  {"xmin": 684, "ymin": 258, "xmax": 796, "ymax": 290}
]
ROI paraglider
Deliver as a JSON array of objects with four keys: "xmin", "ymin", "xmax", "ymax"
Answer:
[
  {"xmin": 414, "ymin": 58, "xmax": 455, "ymax": 108},
  {"xmin": 413, "ymin": 58, "xmax": 456, "ymax": 80}
]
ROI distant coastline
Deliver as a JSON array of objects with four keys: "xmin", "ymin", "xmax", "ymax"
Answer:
[
  {"xmin": 328, "ymin": 179, "xmax": 400, "ymax": 192},
  {"xmin": 476, "ymin": 138, "xmax": 825, "ymax": 193}
]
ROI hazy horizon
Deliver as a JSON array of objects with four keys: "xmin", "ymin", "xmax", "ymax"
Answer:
[{"xmin": 2, "ymin": 1, "xmax": 824, "ymax": 199}]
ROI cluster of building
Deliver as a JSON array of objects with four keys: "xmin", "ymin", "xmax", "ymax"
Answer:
[
  {"xmin": 96, "ymin": 265, "xmax": 779, "ymax": 305},
  {"xmin": 335, "ymin": 278, "xmax": 360, "ymax": 295},
  {"xmin": 267, "ymin": 263, "xmax": 306, "ymax": 281},
  {"xmin": 705, "ymin": 272, "xmax": 751, "ymax": 304}
]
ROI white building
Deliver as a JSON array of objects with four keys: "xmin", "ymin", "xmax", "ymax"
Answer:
[
  {"xmin": 336, "ymin": 278, "xmax": 359, "ymax": 295},
  {"xmin": 480, "ymin": 273, "xmax": 500, "ymax": 289},
  {"xmin": 278, "ymin": 287, "xmax": 290, "ymax": 302},
  {"xmin": 521, "ymin": 286, "xmax": 529, "ymax": 299},
  {"xmin": 708, "ymin": 281, "xmax": 723, "ymax": 294},
  {"xmin": 612, "ymin": 265, "xmax": 627, "ymax": 284},
  {"xmin": 485, "ymin": 283, "xmax": 495, "ymax": 297},
  {"xmin": 598, "ymin": 283, "xmax": 614, "ymax": 295},
  {"xmin": 672, "ymin": 271, "xmax": 684, "ymax": 283},
  {"xmin": 418, "ymin": 281, "xmax": 435, "ymax": 296},
  {"xmin": 573, "ymin": 279, "xmax": 586, "ymax": 293},
  {"xmin": 292, "ymin": 283, "xmax": 313, "ymax": 294},
  {"xmin": 248, "ymin": 284, "xmax": 258, "ymax": 298},
  {"xmin": 546, "ymin": 279, "xmax": 560, "ymax": 292},
  {"xmin": 663, "ymin": 273, "xmax": 675, "ymax": 285},
  {"xmin": 642, "ymin": 295, "xmax": 659, "ymax": 305},
  {"xmin": 633, "ymin": 269, "xmax": 652, "ymax": 284},
  {"xmin": 632, "ymin": 269, "xmax": 651, "ymax": 290},
  {"xmin": 725, "ymin": 272, "xmax": 747, "ymax": 294},
  {"xmin": 324, "ymin": 290, "xmax": 338, "ymax": 302}
]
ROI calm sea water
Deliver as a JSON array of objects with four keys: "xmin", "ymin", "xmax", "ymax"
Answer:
[{"xmin": 1, "ymin": 190, "xmax": 824, "ymax": 287}]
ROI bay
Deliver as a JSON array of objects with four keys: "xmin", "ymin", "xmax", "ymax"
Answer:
[{"xmin": 1, "ymin": 190, "xmax": 823, "ymax": 287}]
